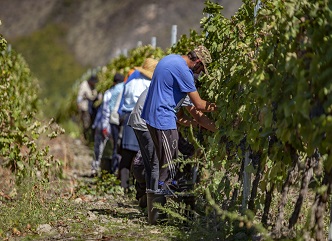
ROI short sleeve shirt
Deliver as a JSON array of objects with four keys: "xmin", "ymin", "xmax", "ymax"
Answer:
[
  {"xmin": 121, "ymin": 72, "xmax": 151, "ymax": 113},
  {"xmin": 141, "ymin": 54, "xmax": 196, "ymax": 130},
  {"xmin": 127, "ymin": 88, "xmax": 149, "ymax": 131}
]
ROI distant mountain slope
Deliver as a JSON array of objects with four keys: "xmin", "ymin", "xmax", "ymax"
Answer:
[
  {"xmin": 0, "ymin": 0, "xmax": 242, "ymax": 118},
  {"xmin": 0, "ymin": 0, "xmax": 242, "ymax": 67}
]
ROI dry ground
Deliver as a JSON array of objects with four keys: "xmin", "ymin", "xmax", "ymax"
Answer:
[{"xmin": 0, "ymin": 134, "xmax": 177, "ymax": 241}]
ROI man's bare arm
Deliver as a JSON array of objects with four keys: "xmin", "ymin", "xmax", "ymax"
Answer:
[
  {"xmin": 185, "ymin": 106, "xmax": 217, "ymax": 132},
  {"xmin": 176, "ymin": 108, "xmax": 199, "ymax": 128},
  {"xmin": 187, "ymin": 91, "xmax": 217, "ymax": 112}
]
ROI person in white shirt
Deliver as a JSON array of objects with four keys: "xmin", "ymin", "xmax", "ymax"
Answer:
[{"xmin": 77, "ymin": 75, "xmax": 99, "ymax": 141}]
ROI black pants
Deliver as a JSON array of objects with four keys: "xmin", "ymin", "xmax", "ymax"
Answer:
[
  {"xmin": 134, "ymin": 129, "xmax": 159, "ymax": 190},
  {"xmin": 132, "ymin": 163, "xmax": 146, "ymax": 199},
  {"xmin": 147, "ymin": 125, "xmax": 178, "ymax": 183}
]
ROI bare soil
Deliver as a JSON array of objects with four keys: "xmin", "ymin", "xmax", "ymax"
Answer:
[{"xmin": 0, "ymin": 134, "xmax": 173, "ymax": 241}]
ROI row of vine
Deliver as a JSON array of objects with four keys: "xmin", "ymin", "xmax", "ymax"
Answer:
[
  {"xmin": 194, "ymin": 0, "xmax": 331, "ymax": 240},
  {"xmin": 14, "ymin": 0, "xmax": 331, "ymax": 240},
  {"xmin": 0, "ymin": 29, "xmax": 62, "ymax": 183}
]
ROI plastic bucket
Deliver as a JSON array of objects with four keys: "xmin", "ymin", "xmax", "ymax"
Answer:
[
  {"xmin": 146, "ymin": 189, "xmax": 166, "ymax": 225},
  {"xmin": 166, "ymin": 193, "xmax": 195, "ymax": 209},
  {"xmin": 165, "ymin": 193, "xmax": 195, "ymax": 223}
]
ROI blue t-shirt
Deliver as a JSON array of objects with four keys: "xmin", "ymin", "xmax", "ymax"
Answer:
[{"xmin": 141, "ymin": 54, "xmax": 196, "ymax": 130}]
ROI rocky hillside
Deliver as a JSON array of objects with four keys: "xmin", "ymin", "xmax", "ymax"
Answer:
[{"xmin": 0, "ymin": 0, "xmax": 242, "ymax": 67}]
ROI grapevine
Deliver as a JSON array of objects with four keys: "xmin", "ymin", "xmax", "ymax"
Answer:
[{"xmin": 1, "ymin": 0, "xmax": 332, "ymax": 239}]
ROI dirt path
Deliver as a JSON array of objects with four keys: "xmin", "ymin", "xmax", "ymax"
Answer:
[
  {"xmin": 37, "ymin": 134, "xmax": 174, "ymax": 241},
  {"xmin": 0, "ymin": 134, "xmax": 178, "ymax": 240}
]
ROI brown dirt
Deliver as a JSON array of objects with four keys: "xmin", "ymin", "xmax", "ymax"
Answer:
[{"xmin": 0, "ymin": 134, "xmax": 170, "ymax": 241}]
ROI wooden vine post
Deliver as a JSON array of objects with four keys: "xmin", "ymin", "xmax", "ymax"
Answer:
[{"xmin": 242, "ymin": 150, "xmax": 251, "ymax": 213}]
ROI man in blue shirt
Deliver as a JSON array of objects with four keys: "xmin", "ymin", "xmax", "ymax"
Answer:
[{"xmin": 141, "ymin": 45, "xmax": 217, "ymax": 188}]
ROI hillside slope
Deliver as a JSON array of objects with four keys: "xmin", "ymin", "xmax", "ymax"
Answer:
[
  {"xmin": 0, "ymin": 0, "xmax": 242, "ymax": 67},
  {"xmin": 0, "ymin": 0, "xmax": 242, "ymax": 118}
]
